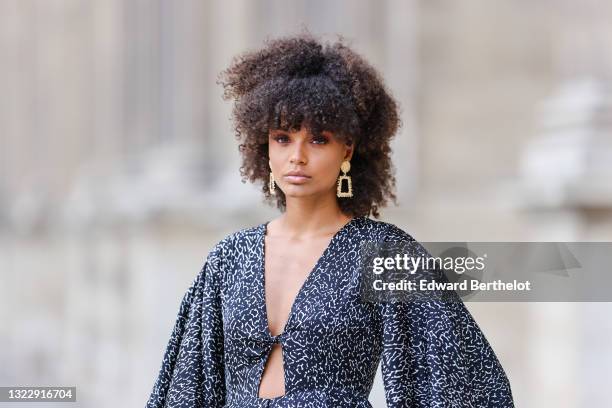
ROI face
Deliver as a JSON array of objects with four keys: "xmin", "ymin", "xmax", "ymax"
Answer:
[{"xmin": 268, "ymin": 126, "xmax": 353, "ymax": 200}]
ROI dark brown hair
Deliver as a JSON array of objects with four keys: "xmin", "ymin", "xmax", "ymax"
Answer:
[{"xmin": 217, "ymin": 32, "xmax": 401, "ymax": 218}]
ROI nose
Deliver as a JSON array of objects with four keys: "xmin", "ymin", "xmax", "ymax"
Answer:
[{"xmin": 289, "ymin": 140, "xmax": 307, "ymax": 165}]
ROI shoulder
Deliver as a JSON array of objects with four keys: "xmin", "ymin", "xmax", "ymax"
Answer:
[
  {"xmin": 204, "ymin": 221, "xmax": 264, "ymax": 263},
  {"xmin": 357, "ymin": 217, "xmax": 431, "ymax": 259},
  {"xmin": 356, "ymin": 216, "xmax": 418, "ymax": 243},
  {"xmin": 197, "ymin": 221, "xmax": 264, "ymax": 288}
]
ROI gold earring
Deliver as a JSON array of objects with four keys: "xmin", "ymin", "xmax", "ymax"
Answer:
[
  {"xmin": 337, "ymin": 160, "xmax": 353, "ymax": 198},
  {"xmin": 269, "ymin": 161, "xmax": 276, "ymax": 195}
]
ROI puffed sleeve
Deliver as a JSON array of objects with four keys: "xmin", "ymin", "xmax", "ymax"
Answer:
[
  {"xmin": 145, "ymin": 243, "xmax": 226, "ymax": 408},
  {"xmin": 379, "ymin": 228, "xmax": 514, "ymax": 407}
]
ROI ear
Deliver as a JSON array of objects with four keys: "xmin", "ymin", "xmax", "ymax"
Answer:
[{"xmin": 344, "ymin": 141, "xmax": 354, "ymax": 162}]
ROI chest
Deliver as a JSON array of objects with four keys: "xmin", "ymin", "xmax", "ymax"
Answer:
[
  {"xmin": 221, "ymin": 229, "xmax": 380, "ymax": 346},
  {"xmin": 263, "ymin": 236, "xmax": 333, "ymax": 334}
]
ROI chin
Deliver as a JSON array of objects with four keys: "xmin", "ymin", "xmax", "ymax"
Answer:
[
  {"xmin": 282, "ymin": 189, "xmax": 312, "ymax": 198},
  {"xmin": 282, "ymin": 186, "xmax": 332, "ymax": 199}
]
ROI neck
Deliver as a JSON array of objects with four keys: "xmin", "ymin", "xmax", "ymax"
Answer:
[{"xmin": 277, "ymin": 193, "xmax": 353, "ymax": 239}]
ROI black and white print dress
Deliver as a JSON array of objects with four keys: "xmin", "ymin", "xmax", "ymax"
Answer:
[{"xmin": 145, "ymin": 215, "xmax": 515, "ymax": 407}]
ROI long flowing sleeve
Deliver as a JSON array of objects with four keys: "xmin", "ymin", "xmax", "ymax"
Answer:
[
  {"xmin": 379, "ymin": 229, "xmax": 514, "ymax": 407},
  {"xmin": 146, "ymin": 244, "xmax": 226, "ymax": 408}
]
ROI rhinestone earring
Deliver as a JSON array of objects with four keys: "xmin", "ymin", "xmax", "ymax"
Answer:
[
  {"xmin": 337, "ymin": 160, "xmax": 353, "ymax": 198},
  {"xmin": 269, "ymin": 161, "xmax": 276, "ymax": 195}
]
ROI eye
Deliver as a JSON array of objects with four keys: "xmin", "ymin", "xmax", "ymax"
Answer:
[
  {"xmin": 311, "ymin": 135, "xmax": 329, "ymax": 145},
  {"xmin": 273, "ymin": 134, "xmax": 290, "ymax": 143}
]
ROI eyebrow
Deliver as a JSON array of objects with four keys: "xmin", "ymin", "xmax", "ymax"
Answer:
[{"xmin": 268, "ymin": 129, "xmax": 335, "ymax": 138}]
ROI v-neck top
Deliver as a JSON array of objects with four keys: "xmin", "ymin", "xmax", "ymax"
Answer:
[
  {"xmin": 145, "ymin": 216, "xmax": 515, "ymax": 407},
  {"xmin": 260, "ymin": 217, "xmax": 355, "ymax": 339}
]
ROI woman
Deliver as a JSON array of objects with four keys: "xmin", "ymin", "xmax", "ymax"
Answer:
[{"xmin": 146, "ymin": 33, "xmax": 514, "ymax": 407}]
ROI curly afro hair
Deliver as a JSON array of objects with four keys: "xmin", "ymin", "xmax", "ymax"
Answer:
[{"xmin": 217, "ymin": 32, "xmax": 401, "ymax": 219}]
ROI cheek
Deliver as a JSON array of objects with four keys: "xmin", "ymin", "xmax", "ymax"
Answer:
[
  {"xmin": 268, "ymin": 143, "xmax": 279, "ymax": 158},
  {"xmin": 311, "ymin": 153, "xmax": 341, "ymax": 180},
  {"xmin": 268, "ymin": 144, "xmax": 286, "ymax": 164}
]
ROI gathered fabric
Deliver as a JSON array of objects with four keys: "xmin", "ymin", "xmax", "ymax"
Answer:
[{"xmin": 146, "ymin": 216, "xmax": 514, "ymax": 407}]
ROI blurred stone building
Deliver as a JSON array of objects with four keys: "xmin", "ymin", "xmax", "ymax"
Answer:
[{"xmin": 1, "ymin": 1, "xmax": 611, "ymax": 407}]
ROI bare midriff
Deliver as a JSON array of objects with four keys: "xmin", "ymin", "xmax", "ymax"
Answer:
[{"xmin": 258, "ymin": 344, "xmax": 286, "ymax": 398}]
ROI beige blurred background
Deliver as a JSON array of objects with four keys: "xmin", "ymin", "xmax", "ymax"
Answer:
[{"xmin": 1, "ymin": 0, "xmax": 612, "ymax": 407}]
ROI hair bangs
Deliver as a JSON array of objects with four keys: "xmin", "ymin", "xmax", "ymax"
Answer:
[{"xmin": 266, "ymin": 76, "xmax": 360, "ymax": 143}]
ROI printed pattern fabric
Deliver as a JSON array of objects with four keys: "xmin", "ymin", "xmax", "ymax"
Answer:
[{"xmin": 145, "ymin": 216, "xmax": 515, "ymax": 407}]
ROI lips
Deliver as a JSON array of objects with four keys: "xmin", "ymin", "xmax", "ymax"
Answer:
[
  {"xmin": 284, "ymin": 171, "xmax": 311, "ymax": 184},
  {"xmin": 285, "ymin": 171, "xmax": 310, "ymax": 177}
]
